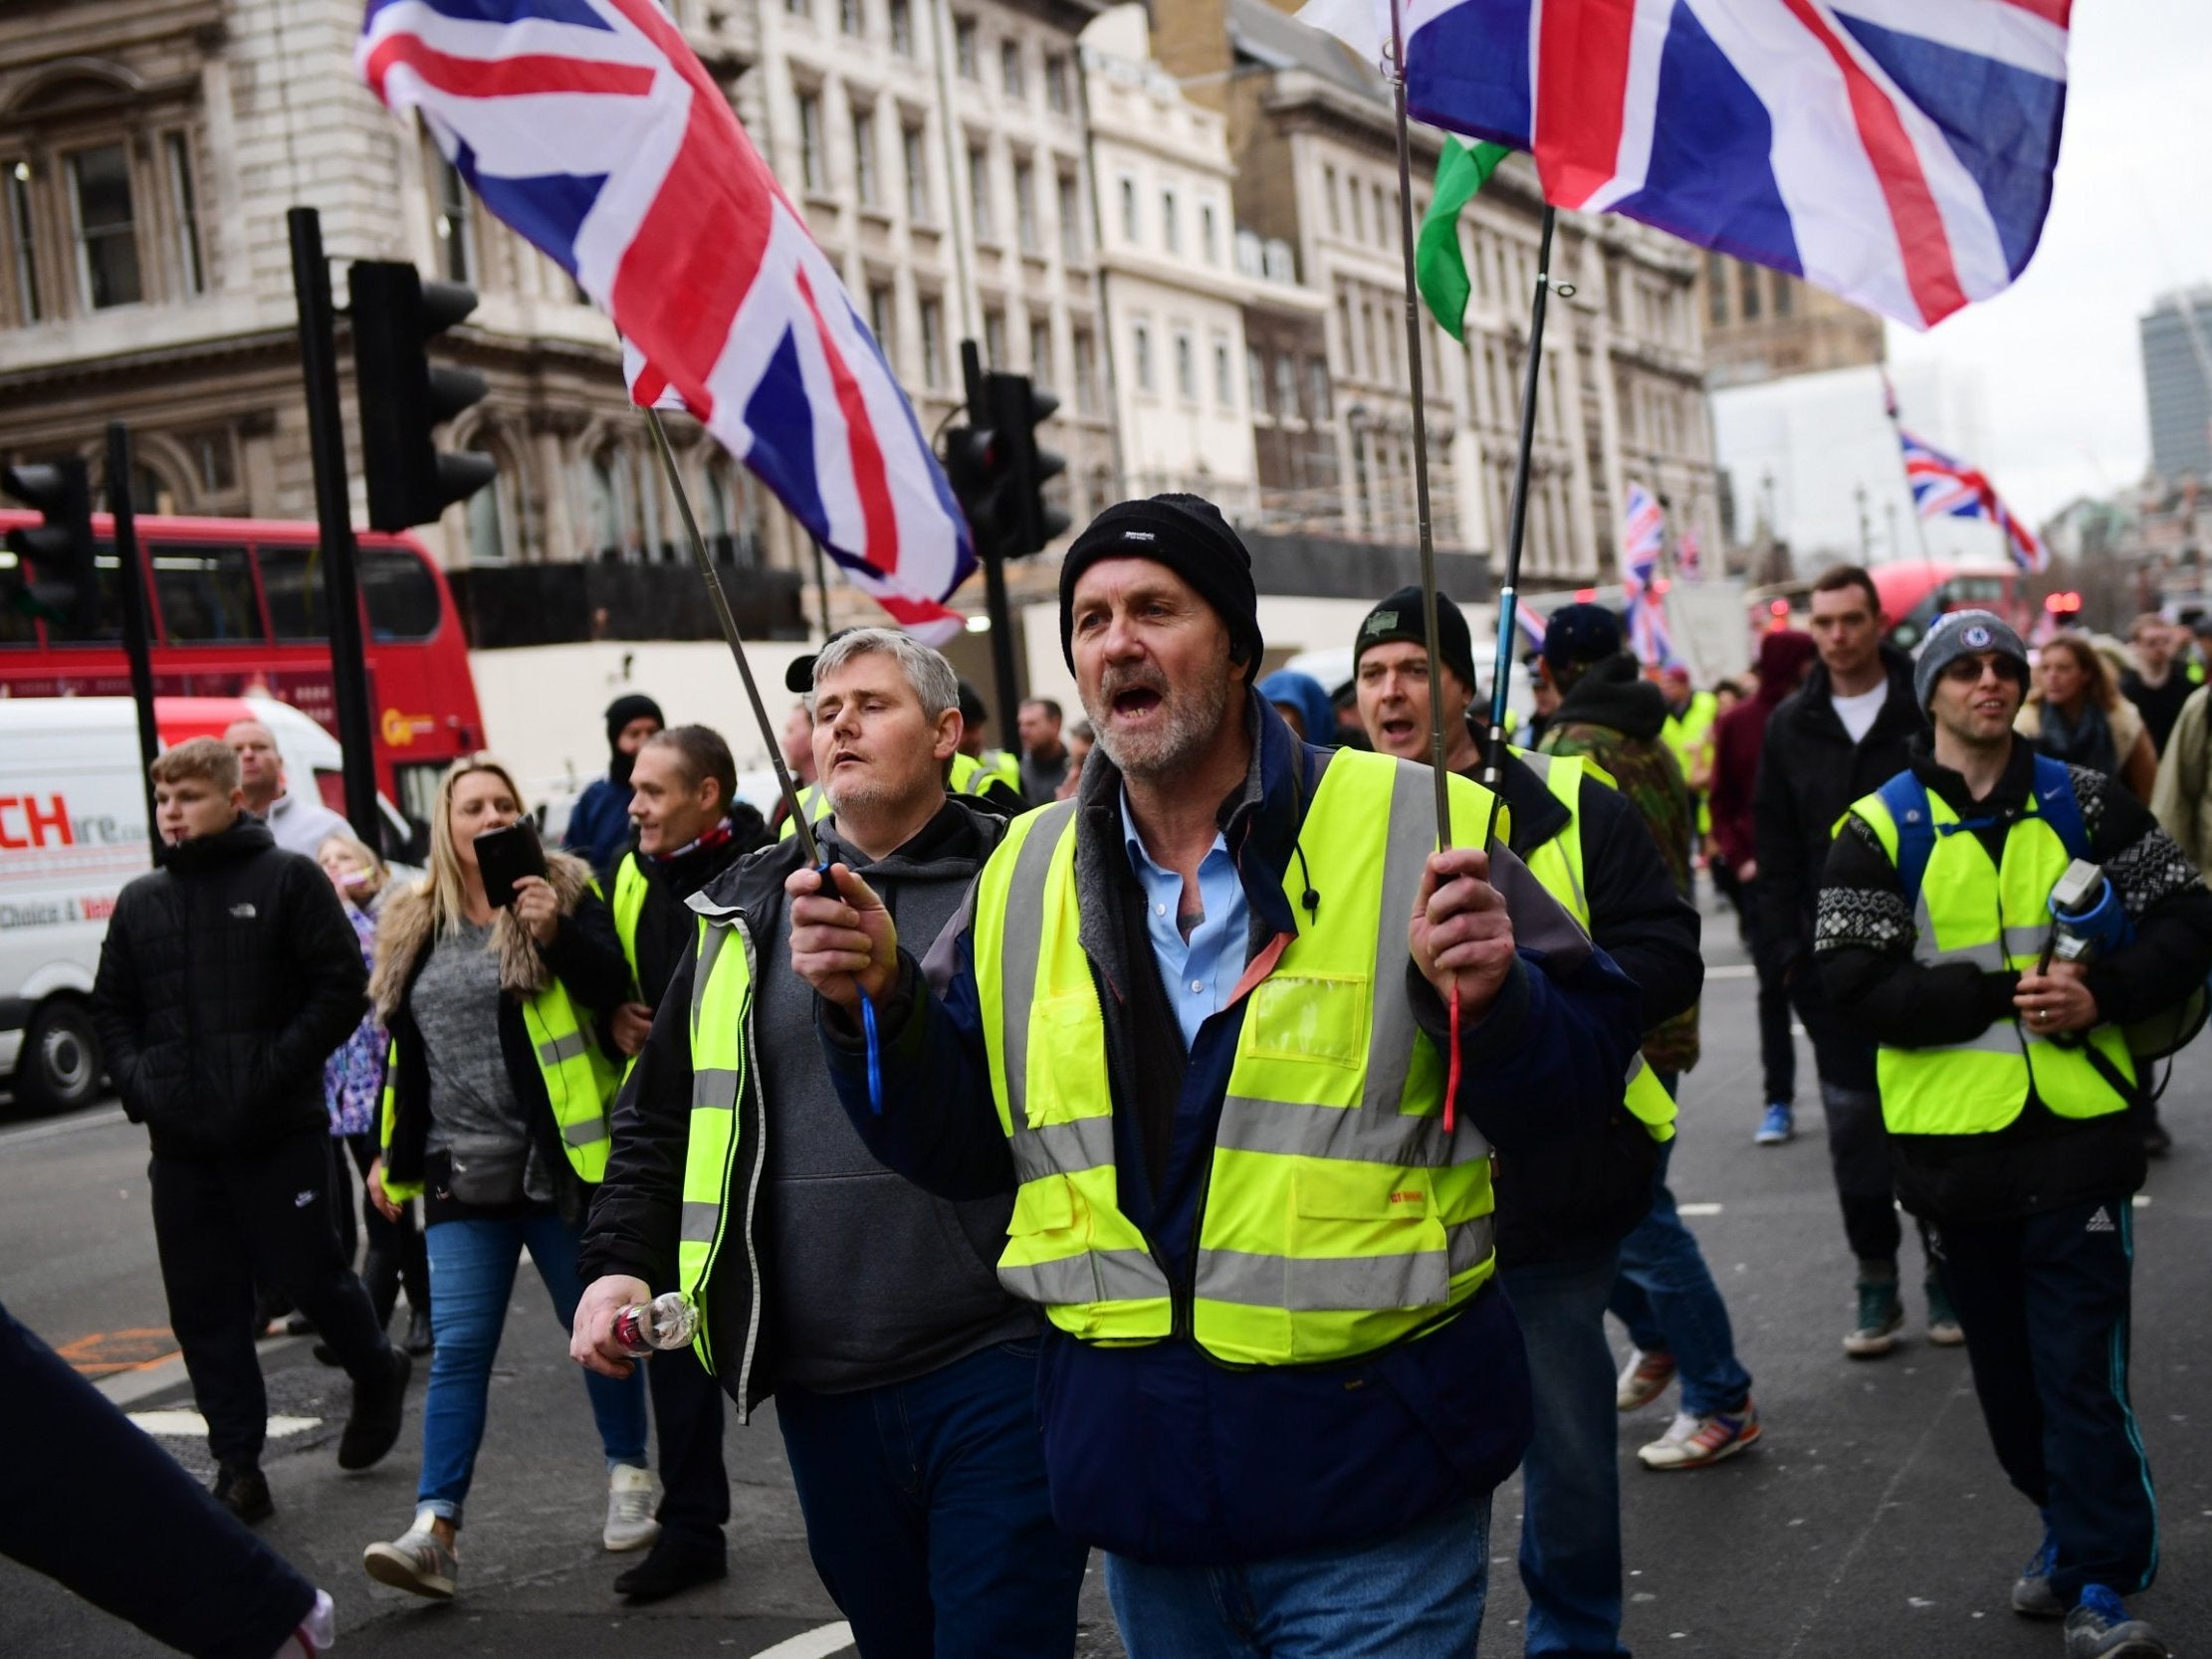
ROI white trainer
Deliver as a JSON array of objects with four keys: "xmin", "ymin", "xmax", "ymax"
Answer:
[
  {"xmin": 363, "ymin": 1508, "xmax": 458, "ymax": 1600},
  {"xmin": 604, "ymin": 1464, "xmax": 661, "ymax": 1553}
]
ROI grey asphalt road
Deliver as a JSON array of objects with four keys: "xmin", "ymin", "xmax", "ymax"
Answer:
[{"xmin": 1, "ymin": 889, "xmax": 2204, "ymax": 1657}]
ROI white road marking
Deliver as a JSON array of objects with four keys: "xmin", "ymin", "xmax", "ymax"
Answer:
[
  {"xmin": 750, "ymin": 1625, "xmax": 854, "ymax": 1659},
  {"xmin": 1702, "ymin": 963, "xmax": 1757, "ymax": 979},
  {"xmin": 1677, "ymin": 1202, "xmax": 1723, "ymax": 1216},
  {"xmin": 0, "ymin": 1105, "xmax": 127, "ymax": 1145},
  {"xmin": 2132, "ymin": 1194, "xmax": 2151, "ymax": 1207},
  {"xmin": 130, "ymin": 1409, "xmax": 321, "ymax": 1439}
]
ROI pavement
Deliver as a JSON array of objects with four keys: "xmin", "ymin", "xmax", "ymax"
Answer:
[{"xmin": 2, "ymin": 886, "xmax": 2206, "ymax": 1657}]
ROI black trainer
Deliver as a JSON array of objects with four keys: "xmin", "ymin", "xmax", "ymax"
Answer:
[
  {"xmin": 2064, "ymin": 1584, "xmax": 2170, "ymax": 1659},
  {"xmin": 337, "ymin": 1348, "xmax": 412, "ymax": 1471},
  {"xmin": 213, "ymin": 1464, "xmax": 274, "ymax": 1525},
  {"xmin": 614, "ymin": 1534, "xmax": 728, "ymax": 1604}
]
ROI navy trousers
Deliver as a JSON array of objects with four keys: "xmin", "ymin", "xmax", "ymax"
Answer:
[
  {"xmin": 1930, "ymin": 1196, "xmax": 2157, "ymax": 1604},
  {"xmin": 774, "ymin": 1339, "xmax": 1088, "ymax": 1659},
  {"xmin": 646, "ymin": 1337, "xmax": 730, "ymax": 1548}
]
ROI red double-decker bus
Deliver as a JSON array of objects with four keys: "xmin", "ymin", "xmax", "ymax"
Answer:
[{"xmin": 0, "ymin": 514, "xmax": 484, "ymax": 839}]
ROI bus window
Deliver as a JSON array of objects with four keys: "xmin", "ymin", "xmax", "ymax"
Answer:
[
  {"xmin": 40, "ymin": 541, "xmax": 125, "ymax": 645},
  {"xmin": 258, "ymin": 543, "xmax": 328, "ymax": 641},
  {"xmin": 152, "ymin": 543, "xmax": 259, "ymax": 643},
  {"xmin": 360, "ymin": 545, "xmax": 440, "ymax": 641}
]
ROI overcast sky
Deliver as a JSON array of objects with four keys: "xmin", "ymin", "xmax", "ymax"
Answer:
[{"xmin": 1883, "ymin": 0, "xmax": 2212, "ymax": 525}]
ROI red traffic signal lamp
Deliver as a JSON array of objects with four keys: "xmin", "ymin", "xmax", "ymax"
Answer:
[
  {"xmin": 2044, "ymin": 590, "xmax": 2083, "ymax": 615},
  {"xmin": 349, "ymin": 260, "xmax": 497, "ymax": 531},
  {"xmin": 2, "ymin": 455, "xmax": 97, "ymax": 629}
]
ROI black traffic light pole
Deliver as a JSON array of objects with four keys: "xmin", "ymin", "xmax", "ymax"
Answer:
[
  {"xmin": 289, "ymin": 206, "xmax": 382, "ymax": 846},
  {"xmin": 963, "ymin": 340, "xmax": 1023, "ymax": 752},
  {"xmin": 104, "ymin": 423, "xmax": 161, "ymax": 864}
]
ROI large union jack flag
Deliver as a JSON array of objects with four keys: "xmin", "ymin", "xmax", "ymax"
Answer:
[
  {"xmin": 1396, "ymin": 0, "xmax": 2071, "ymax": 330},
  {"xmin": 1899, "ymin": 427, "xmax": 2047, "ymax": 573},
  {"xmin": 357, "ymin": 0, "xmax": 973, "ymax": 640}
]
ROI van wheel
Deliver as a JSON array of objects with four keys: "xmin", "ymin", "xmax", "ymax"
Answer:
[{"xmin": 17, "ymin": 1001, "xmax": 104, "ymax": 1117}]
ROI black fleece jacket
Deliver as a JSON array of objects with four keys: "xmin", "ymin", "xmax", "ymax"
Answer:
[
  {"xmin": 1754, "ymin": 646, "xmax": 1924, "ymax": 974},
  {"xmin": 1817, "ymin": 735, "xmax": 2212, "ymax": 1220},
  {"xmin": 93, "ymin": 817, "xmax": 367, "ymax": 1160}
]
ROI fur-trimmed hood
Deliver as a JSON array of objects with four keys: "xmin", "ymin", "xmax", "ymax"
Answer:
[{"xmin": 368, "ymin": 849, "xmax": 596, "ymax": 1020}]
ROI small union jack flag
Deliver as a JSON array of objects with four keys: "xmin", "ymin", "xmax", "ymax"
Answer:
[
  {"xmin": 1619, "ymin": 485, "xmax": 1675, "ymax": 667},
  {"xmin": 1899, "ymin": 427, "xmax": 2047, "ymax": 573},
  {"xmin": 358, "ymin": 0, "xmax": 974, "ymax": 642}
]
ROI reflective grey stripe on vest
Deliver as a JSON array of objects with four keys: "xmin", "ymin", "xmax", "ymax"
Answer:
[
  {"xmin": 996, "ymin": 1248, "xmax": 1169, "ymax": 1306},
  {"xmin": 1006, "ymin": 1115, "xmax": 1117, "ymax": 1180},
  {"xmin": 679, "ymin": 1200, "xmax": 722, "ymax": 1244},
  {"xmin": 539, "ymin": 1029, "xmax": 589, "ymax": 1066},
  {"xmin": 560, "ymin": 1116, "xmax": 608, "ymax": 1148},
  {"xmin": 996, "ymin": 799, "xmax": 1080, "ymax": 1147},
  {"xmin": 1193, "ymin": 1216, "xmax": 1493, "ymax": 1312},
  {"xmin": 1358, "ymin": 759, "xmax": 1440, "ymax": 1118},
  {"xmin": 1909, "ymin": 888, "xmax": 2048, "ymax": 975},
  {"xmin": 692, "ymin": 922, "xmax": 732, "ymax": 1036},
  {"xmin": 693, "ymin": 1067, "xmax": 741, "ymax": 1112},
  {"xmin": 1214, "ymin": 1094, "xmax": 1449, "ymax": 1166}
]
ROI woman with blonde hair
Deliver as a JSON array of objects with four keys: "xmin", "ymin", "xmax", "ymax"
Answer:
[
  {"xmin": 359, "ymin": 758, "xmax": 651, "ymax": 1601},
  {"xmin": 316, "ymin": 831, "xmax": 431, "ymax": 1357},
  {"xmin": 2017, "ymin": 633, "xmax": 2158, "ymax": 800}
]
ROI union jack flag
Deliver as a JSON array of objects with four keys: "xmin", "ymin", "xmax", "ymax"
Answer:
[
  {"xmin": 1899, "ymin": 427, "xmax": 2047, "ymax": 573},
  {"xmin": 1396, "ymin": 0, "xmax": 2072, "ymax": 330},
  {"xmin": 357, "ymin": 0, "xmax": 974, "ymax": 642},
  {"xmin": 1619, "ymin": 484, "xmax": 1675, "ymax": 667},
  {"xmin": 1512, "ymin": 602, "xmax": 1547, "ymax": 652}
]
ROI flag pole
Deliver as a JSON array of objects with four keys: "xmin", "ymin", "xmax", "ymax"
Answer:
[
  {"xmin": 645, "ymin": 408, "xmax": 823, "ymax": 871},
  {"xmin": 1479, "ymin": 202, "xmax": 1558, "ymax": 823},
  {"xmin": 1386, "ymin": 0, "xmax": 1452, "ymax": 854}
]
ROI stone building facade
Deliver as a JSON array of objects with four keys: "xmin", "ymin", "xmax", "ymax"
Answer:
[{"xmin": 1702, "ymin": 250, "xmax": 1885, "ymax": 388}]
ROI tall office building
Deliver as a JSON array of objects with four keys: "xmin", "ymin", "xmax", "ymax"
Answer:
[{"xmin": 2141, "ymin": 289, "xmax": 2212, "ymax": 484}]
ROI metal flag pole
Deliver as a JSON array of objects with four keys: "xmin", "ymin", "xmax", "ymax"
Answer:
[
  {"xmin": 1480, "ymin": 202, "xmax": 1559, "ymax": 829},
  {"xmin": 644, "ymin": 408, "xmax": 821, "ymax": 871},
  {"xmin": 1385, "ymin": 0, "xmax": 1452, "ymax": 854}
]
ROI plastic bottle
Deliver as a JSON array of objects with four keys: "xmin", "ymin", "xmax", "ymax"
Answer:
[{"xmin": 611, "ymin": 1291, "xmax": 699, "ymax": 1356}]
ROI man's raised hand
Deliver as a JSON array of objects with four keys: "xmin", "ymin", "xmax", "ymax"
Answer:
[
  {"xmin": 786, "ymin": 862, "xmax": 899, "ymax": 1009},
  {"xmin": 1410, "ymin": 846, "xmax": 1516, "ymax": 1018}
]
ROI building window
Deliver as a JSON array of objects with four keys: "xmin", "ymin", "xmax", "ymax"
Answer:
[
  {"xmin": 1160, "ymin": 188, "xmax": 1179, "ymax": 255},
  {"xmin": 1247, "ymin": 344, "xmax": 1268, "ymax": 417},
  {"xmin": 984, "ymin": 307, "xmax": 1006, "ymax": 367},
  {"xmin": 868, "ymin": 282, "xmax": 895, "ymax": 359},
  {"xmin": 1214, "ymin": 338, "xmax": 1233, "ymax": 409},
  {"xmin": 1200, "ymin": 203, "xmax": 1217, "ymax": 265},
  {"xmin": 954, "ymin": 16, "xmax": 979, "ymax": 79},
  {"xmin": 1737, "ymin": 260, "xmax": 1761, "ymax": 321},
  {"xmin": 1072, "ymin": 327, "xmax": 1099, "ymax": 415},
  {"xmin": 1307, "ymin": 356, "xmax": 1332, "ymax": 420},
  {"xmin": 903, "ymin": 124, "xmax": 930, "ymax": 221},
  {"xmin": 1773, "ymin": 272, "xmax": 1794, "ymax": 317},
  {"xmin": 1118, "ymin": 176, "xmax": 1138, "ymax": 244},
  {"xmin": 797, "ymin": 93, "xmax": 826, "ymax": 193},
  {"xmin": 1029, "ymin": 317, "xmax": 1051, "ymax": 382},
  {"xmin": 967, "ymin": 143, "xmax": 994, "ymax": 241},
  {"xmin": 1132, "ymin": 321, "xmax": 1153, "ymax": 393},
  {"xmin": 1013, "ymin": 159, "xmax": 1037, "ymax": 252},
  {"xmin": 840, "ymin": 0, "xmax": 864, "ymax": 34},
  {"xmin": 65, "ymin": 143, "xmax": 141, "ymax": 311},
  {"xmin": 851, "ymin": 106, "xmax": 878, "ymax": 206},
  {"xmin": 1056, "ymin": 170, "xmax": 1082, "ymax": 262},
  {"xmin": 1044, "ymin": 54, "xmax": 1071, "ymax": 114},
  {"xmin": 1348, "ymin": 176, "xmax": 1364, "ymax": 241},
  {"xmin": 430, "ymin": 156, "xmax": 473, "ymax": 286},
  {"xmin": 889, "ymin": 0, "xmax": 913, "ymax": 54},
  {"xmin": 1275, "ymin": 351, "xmax": 1298, "ymax": 420},
  {"xmin": 7, "ymin": 160, "xmax": 41, "ymax": 322},
  {"xmin": 1000, "ymin": 40, "xmax": 1024, "ymax": 98},
  {"xmin": 919, "ymin": 295, "xmax": 945, "ymax": 387},
  {"xmin": 1324, "ymin": 163, "xmax": 1341, "ymax": 234},
  {"xmin": 1705, "ymin": 252, "xmax": 1727, "ymax": 324},
  {"xmin": 163, "ymin": 133, "xmax": 205, "ymax": 298},
  {"xmin": 1372, "ymin": 183, "xmax": 1388, "ymax": 239},
  {"xmin": 1175, "ymin": 329, "xmax": 1197, "ymax": 401}
]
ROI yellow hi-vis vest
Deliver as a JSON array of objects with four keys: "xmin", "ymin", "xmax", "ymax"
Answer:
[
  {"xmin": 377, "ymin": 975, "xmax": 617, "ymax": 1198},
  {"xmin": 775, "ymin": 782, "xmax": 832, "ymax": 842},
  {"xmin": 1844, "ymin": 782, "xmax": 2135, "ymax": 1136},
  {"xmin": 974, "ymin": 748, "xmax": 1503, "ymax": 1367},
  {"xmin": 609, "ymin": 852, "xmax": 649, "ymax": 989},
  {"xmin": 1510, "ymin": 748, "xmax": 1676, "ymax": 1143},
  {"xmin": 671, "ymin": 909, "xmax": 761, "ymax": 1379}
]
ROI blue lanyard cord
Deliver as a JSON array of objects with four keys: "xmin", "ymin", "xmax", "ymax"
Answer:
[{"xmin": 818, "ymin": 862, "xmax": 884, "ymax": 1116}]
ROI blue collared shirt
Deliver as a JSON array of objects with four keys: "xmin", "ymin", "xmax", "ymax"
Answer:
[{"xmin": 1120, "ymin": 787, "xmax": 1249, "ymax": 1051}]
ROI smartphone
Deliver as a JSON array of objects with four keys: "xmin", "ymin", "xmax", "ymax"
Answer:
[{"xmin": 474, "ymin": 820, "xmax": 546, "ymax": 909}]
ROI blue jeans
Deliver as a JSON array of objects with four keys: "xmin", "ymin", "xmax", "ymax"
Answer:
[
  {"xmin": 1105, "ymin": 1495, "xmax": 1492, "ymax": 1659},
  {"xmin": 774, "ymin": 1339, "xmax": 1087, "ymax": 1659},
  {"xmin": 1504, "ymin": 1247, "xmax": 1629, "ymax": 1659},
  {"xmin": 1610, "ymin": 1117, "xmax": 1752, "ymax": 1419},
  {"xmin": 418, "ymin": 1210, "xmax": 647, "ymax": 1525}
]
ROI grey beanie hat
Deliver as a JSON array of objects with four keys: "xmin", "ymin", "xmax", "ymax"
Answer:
[{"xmin": 1912, "ymin": 608, "xmax": 2028, "ymax": 710}]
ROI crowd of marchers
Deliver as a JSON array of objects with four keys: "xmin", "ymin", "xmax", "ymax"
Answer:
[{"xmin": 5, "ymin": 498, "xmax": 2207, "ymax": 1659}]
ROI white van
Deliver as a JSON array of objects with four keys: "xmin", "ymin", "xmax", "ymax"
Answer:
[{"xmin": 0, "ymin": 695, "xmax": 357, "ymax": 1114}]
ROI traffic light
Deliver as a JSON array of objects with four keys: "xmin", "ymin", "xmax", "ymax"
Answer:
[
  {"xmin": 943, "ymin": 414, "xmax": 1015, "ymax": 554},
  {"xmin": 986, "ymin": 372, "xmax": 1069, "ymax": 556},
  {"xmin": 349, "ymin": 259, "xmax": 496, "ymax": 530},
  {"xmin": 2, "ymin": 456, "xmax": 97, "ymax": 629},
  {"xmin": 2044, "ymin": 590, "xmax": 2083, "ymax": 616}
]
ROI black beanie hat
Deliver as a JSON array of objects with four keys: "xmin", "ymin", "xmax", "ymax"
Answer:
[
  {"xmin": 604, "ymin": 693, "xmax": 665, "ymax": 751},
  {"xmin": 1355, "ymin": 585, "xmax": 1476, "ymax": 692},
  {"xmin": 1057, "ymin": 494, "xmax": 1261, "ymax": 672}
]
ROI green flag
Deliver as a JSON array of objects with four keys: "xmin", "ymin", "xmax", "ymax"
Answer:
[{"xmin": 1416, "ymin": 137, "xmax": 1511, "ymax": 342}]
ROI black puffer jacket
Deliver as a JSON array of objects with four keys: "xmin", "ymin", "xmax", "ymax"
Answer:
[
  {"xmin": 1752, "ymin": 646, "xmax": 1923, "ymax": 975},
  {"xmin": 92, "ymin": 816, "xmax": 368, "ymax": 1159}
]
